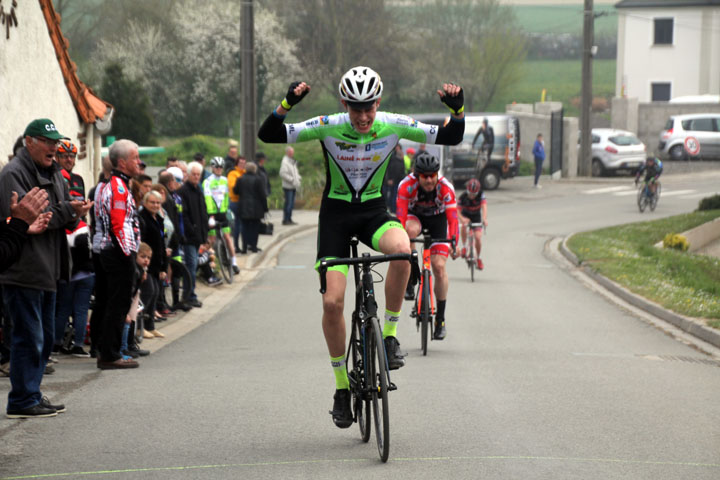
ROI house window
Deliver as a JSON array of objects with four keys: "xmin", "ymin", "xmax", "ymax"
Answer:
[
  {"xmin": 651, "ymin": 82, "xmax": 671, "ymax": 102},
  {"xmin": 654, "ymin": 18, "xmax": 673, "ymax": 45}
]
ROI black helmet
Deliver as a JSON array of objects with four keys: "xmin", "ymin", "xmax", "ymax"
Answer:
[
  {"xmin": 414, "ymin": 152, "xmax": 440, "ymax": 174},
  {"xmin": 210, "ymin": 156, "xmax": 224, "ymax": 168}
]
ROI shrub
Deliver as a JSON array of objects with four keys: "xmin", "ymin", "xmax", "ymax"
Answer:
[
  {"xmin": 663, "ymin": 233, "xmax": 689, "ymax": 252},
  {"xmin": 698, "ymin": 194, "xmax": 720, "ymax": 211}
]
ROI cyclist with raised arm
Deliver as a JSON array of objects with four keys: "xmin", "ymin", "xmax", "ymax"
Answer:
[
  {"xmin": 203, "ymin": 157, "xmax": 239, "ymax": 274},
  {"xmin": 396, "ymin": 152, "xmax": 458, "ymax": 341},
  {"xmin": 458, "ymin": 178, "xmax": 488, "ymax": 270},
  {"xmin": 634, "ymin": 156, "xmax": 663, "ymax": 196},
  {"xmin": 258, "ymin": 66, "xmax": 464, "ymax": 429}
]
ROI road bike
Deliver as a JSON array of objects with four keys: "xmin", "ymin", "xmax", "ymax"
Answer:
[
  {"xmin": 461, "ymin": 222, "xmax": 485, "ymax": 283},
  {"xmin": 409, "ymin": 229, "xmax": 454, "ymax": 356},
  {"xmin": 319, "ymin": 238, "xmax": 416, "ymax": 462},
  {"xmin": 209, "ymin": 218, "xmax": 234, "ymax": 284},
  {"xmin": 637, "ymin": 181, "xmax": 661, "ymax": 213}
]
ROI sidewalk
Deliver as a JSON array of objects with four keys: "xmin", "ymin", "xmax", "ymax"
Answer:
[{"xmin": 0, "ymin": 210, "xmax": 319, "ymax": 387}]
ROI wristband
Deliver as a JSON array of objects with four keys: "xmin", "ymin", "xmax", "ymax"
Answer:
[
  {"xmin": 445, "ymin": 104, "xmax": 464, "ymax": 115},
  {"xmin": 281, "ymin": 99, "xmax": 292, "ymax": 110}
]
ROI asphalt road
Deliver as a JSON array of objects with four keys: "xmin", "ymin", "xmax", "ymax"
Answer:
[{"xmin": 1, "ymin": 172, "xmax": 719, "ymax": 479}]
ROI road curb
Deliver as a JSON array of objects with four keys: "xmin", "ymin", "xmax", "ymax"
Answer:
[{"xmin": 557, "ymin": 234, "xmax": 720, "ymax": 350}]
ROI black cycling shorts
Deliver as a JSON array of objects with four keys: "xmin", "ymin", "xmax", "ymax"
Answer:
[
  {"xmin": 407, "ymin": 212, "xmax": 451, "ymax": 257},
  {"xmin": 316, "ymin": 198, "xmax": 402, "ymax": 266},
  {"xmin": 460, "ymin": 210, "xmax": 482, "ymax": 224}
]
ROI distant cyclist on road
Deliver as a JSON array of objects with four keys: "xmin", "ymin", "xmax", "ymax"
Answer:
[
  {"xmin": 258, "ymin": 66, "xmax": 465, "ymax": 429},
  {"xmin": 457, "ymin": 178, "xmax": 488, "ymax": 270},
  {"xmin": 396, "ymin": 152, "xmax": 458, "ymax": 341},
  {"xmin": 634, "ymin": 156, "xmax": 663, "ymax": 196},
  {"xmin": 203, "ymin": 157, "xmax": 239, "ymax": 274}
]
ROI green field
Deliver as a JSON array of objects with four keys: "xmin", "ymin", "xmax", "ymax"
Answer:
[
  {"xmin": 487, "ymin": 58, "xmax": 616, "ymax": 116},
  {"xmin": 511, "ymin": 4, "xmax": 617, "ymax": 36}
]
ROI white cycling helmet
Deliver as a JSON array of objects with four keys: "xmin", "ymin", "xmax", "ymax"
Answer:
[{"xmin": 338, "ymin": 66, "xmax": 383, "ymax": 107}]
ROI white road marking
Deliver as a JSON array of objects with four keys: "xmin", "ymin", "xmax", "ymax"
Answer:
[
  {"xmin": 658, "ymin": 189, "xmax": 696, "ymax": 197},
  {"xmin": 583, "ymin": 186, "xmax": 632, "ymax": 194}
]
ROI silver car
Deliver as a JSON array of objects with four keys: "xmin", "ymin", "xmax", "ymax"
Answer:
[
  {"xmin": 659, "ymin": 113, "xmax": 720, "ymax": 160},
  {"xmin": 590, "ymin": 128, "xmax": 646, "ymax": 177}
]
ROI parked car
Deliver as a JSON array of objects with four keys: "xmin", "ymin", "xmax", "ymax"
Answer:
[
  {"xmin": 588, "ymin": 128, "xmax": 646, "ymax": 177},
  {"xmin": 659, "ymin": 113, "xmax": 720, "ymax": 161}
]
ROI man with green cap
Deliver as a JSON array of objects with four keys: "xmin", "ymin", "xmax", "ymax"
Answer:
[{"xmin": 0, "ymin": 118, "xmax": 93, "ymax": 418}]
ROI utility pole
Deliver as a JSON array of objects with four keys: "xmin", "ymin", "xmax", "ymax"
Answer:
[
  {"xmin": 241, "ymin": 0, "xmax": 256, "ymax": 162},
  {"xmin": 579, "ymin": 0, "xmax": 593, "ymax": 177}
]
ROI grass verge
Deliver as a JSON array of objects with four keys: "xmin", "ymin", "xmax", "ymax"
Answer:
[{"xmin": 566, "ymin": 210, "xmax": 720, "ymax": 324}]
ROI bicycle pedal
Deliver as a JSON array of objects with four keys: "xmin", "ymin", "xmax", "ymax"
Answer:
[{"xmin": 388, "ymin": 382, "xmax": 397, "ymax": 391}]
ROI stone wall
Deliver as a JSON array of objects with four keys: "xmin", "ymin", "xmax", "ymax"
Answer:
[{"xmin": 506, "ymin": 103, "xmax": 578, "ymax": 178}]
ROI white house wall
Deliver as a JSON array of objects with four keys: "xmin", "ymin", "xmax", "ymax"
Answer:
[
  {"xmin": 616, "ymin": 7, "xmax": 720, "ymax": 102},
  {"xmin": 0, "ymin": 1, "xmax": 93, "ymax": 186}
]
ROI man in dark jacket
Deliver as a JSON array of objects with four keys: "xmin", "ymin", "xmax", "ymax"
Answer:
[
  {"xmin": 0, "ymin": 118, "xmax": 92, "ymax": 418},
  {"xmin": 235, "ymin": 162, "xmax": 268, "ymax": 253},
  {"xmin": 255, "ymin": 152, "xmax": 271, "ymax": 196},
  {"xmin": 158, "ymin": 168, "xmax": 192, "ymax": 311},
  {"xmin": 178, "ymin": 161, "xmax": 208, "ymax": 307}
]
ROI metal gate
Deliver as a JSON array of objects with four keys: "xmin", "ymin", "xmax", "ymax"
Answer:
[{"xmin": 550, "ymin": 109, "xmax": 564, "ymax": 175}]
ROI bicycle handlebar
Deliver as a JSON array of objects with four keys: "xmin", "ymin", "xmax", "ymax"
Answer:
[{"xmin": 318, "ymin": 252, "xmax": 417, "ymax": 294}]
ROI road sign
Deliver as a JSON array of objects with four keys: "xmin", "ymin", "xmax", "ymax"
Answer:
[{"xmin": 684, "ymin": 136, "xmax": 701, "ymax": 156}]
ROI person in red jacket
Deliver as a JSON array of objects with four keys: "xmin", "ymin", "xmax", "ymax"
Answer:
[{"xmin": 396, "ymin": 152, "xmax": 458, "ymax": 341}]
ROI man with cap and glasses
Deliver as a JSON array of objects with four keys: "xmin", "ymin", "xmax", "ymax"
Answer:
[{"xmin": 0, "ymin": 118, "xmax": 92, "ymax": 418}]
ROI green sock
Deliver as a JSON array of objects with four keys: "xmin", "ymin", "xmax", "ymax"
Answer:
[
  {"xmin": 382, "ymin": 309, "xmax": 401, "ymax": 339},
  {"xmin": 331, "ymin": 355, "xmax": 349, "ymax": 390}
]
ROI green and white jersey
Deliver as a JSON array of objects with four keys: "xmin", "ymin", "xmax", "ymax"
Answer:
[
  {"xmin": 285, "ymin": 112, "xmax": 439, "ymax": 203},
  {"xmin": 202, "ymin": 174, "xmax": 229, "ymax": 214}
]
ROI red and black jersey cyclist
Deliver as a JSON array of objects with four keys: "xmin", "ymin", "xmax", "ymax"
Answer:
[
  {"xmin": 457, "ymin": 178, "xmax": 488, "ymax": 270},
  {"xmin": 396, "ymin": 152, "xmax": 458, "ymax": 341}
]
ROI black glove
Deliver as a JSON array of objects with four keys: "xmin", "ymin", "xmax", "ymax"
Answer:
[
  {"xmin": 282, "ymin": 81, "xmax": 309, "ymax": 109},
  {"xmin": 440, "ymin": 84, "xmax": 464, "ymax": 115}
]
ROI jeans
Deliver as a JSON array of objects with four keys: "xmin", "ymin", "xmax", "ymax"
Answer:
[
  {"xmin": 3, "ymin": 285, "xmax": 56, "ymax": 411},
  {"xmin": 229, "ymin": 201, "xmax": 243, "ymax": 250},
  {"xmin": 282, "ymin": 188, "xmax": 296, "ymax": 223},
  {"xmin": 183, "ymin": 245, "xmax": 199, "ymax": 301},
  {"xmin": 534, "ymin": 157, "xmax": 544, "ymax": 185},
  {"xmin": 54, "ymin": 275, "xmax": 95, "ymax": 347},
  {"xmin": 98, "ymin": 249, "xmax": 135, "ymax": 362}
]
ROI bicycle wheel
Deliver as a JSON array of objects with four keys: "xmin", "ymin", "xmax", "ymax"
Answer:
[
  {"xmin": 215, "ymin": 237, "xmax": 233, "ymax": 284},
  {"xmin": 650, "ymin": 185, "xmax": 660, "ymax": 211},
  {"xmin": 368, "ymin": 316, "xmax": 390, "ymax": 462},
  {"xmin": 350, "ymin": 320, "xmax": 371, "ymax": 442},
  {"xmin": 637, "ymin": 189, "xmax": 647, "ymax": 213},
  {"xmin": 468, "ymin": 244, "xmax": 475, "ymax": 283},
  {"xmin": 420, "ymin": 269, "xmax": 431, "ymax": 356}
]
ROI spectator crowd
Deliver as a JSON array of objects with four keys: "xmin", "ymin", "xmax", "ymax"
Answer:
[{"xmin": 0, "ymin": 118, "xmax": 278, "ymax": 419}]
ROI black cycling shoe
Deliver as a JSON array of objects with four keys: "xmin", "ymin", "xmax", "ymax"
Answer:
[
  {"xmin": 383, "ymin": 336, "xmax": 406, "ymax": 370},
  {"xmin": 329, "ymin": 389, "xmax": 353, "ymax": 429},
  {"xmin": 433, "ymin": 320, "xmax": 447, "ymax": 340},
  {"xmin": 404, "ymin": 285, "xmax": 415, "ymax": 301}
]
